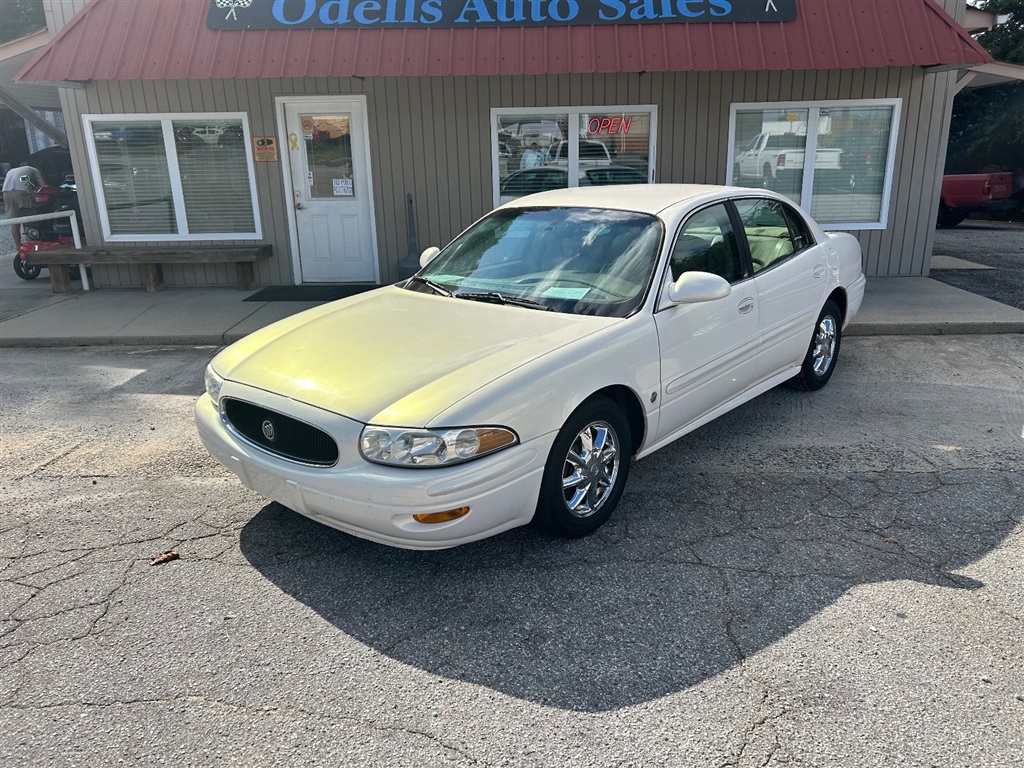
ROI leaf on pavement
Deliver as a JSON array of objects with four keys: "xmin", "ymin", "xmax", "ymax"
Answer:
[{"xmin": 150, "ymin": 550, "xmax": 180, "ymax": 566}]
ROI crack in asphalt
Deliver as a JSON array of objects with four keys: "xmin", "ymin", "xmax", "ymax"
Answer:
[{"xmin": 11, "ymin": 442, "xmax": 84, "ymax": 482}]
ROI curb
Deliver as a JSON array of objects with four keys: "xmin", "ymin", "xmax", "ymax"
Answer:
[
  {"xmin": 845, "ymin": 322, "xmax": 1024, "ymax": 336},
  {"xmin": 0, "ymin": 335, "xmax": 231, "ymax": 348}
]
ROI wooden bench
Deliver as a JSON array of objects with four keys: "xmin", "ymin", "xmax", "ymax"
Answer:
[{"xmin": 25, "ymin": 244, "xmax": 273, "ymax": 293}]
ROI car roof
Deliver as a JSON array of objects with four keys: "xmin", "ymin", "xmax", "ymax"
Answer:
[{"xmin": 501, "ymin": 183, "xmax": 748, "ymax": 215}]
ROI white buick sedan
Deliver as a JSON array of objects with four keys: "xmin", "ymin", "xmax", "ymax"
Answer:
[{"xmin": 196, "ymin": 185, "xmax": 866, "ymax": 549}]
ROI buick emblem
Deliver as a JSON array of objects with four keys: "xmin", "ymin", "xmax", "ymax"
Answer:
[{"xmin": 261, "ymin": 419, "xmax": 277, "ymax": 442}]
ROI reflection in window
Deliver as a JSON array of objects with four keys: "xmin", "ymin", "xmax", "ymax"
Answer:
[
  {"xmin": 499, "ymin": 167, "xmax": 569, "ymax": 198},
  {"xmin": 731, "ymin": 109, "xmax": 809, "ymax": 205},
  {"xmin": 729, "ymin": 102, "xmax": 899, "ymax": 228},
  {"xmin": 87, "ymin": 114, "xmax": 259, "ymax": 239},
  {"xmin": 580, "ymin": 110, "xmax": 651, "ymax": 177},
  {"xmin": 494, "ymin": 107, "xmax": 655, "ymax": 204},
  {"xmin": 498, "ymin": 114, "xmax": 565, "ymax": 172}
]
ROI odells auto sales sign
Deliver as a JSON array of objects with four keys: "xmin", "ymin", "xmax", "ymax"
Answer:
[{"xmin": 208, "ymin": 0, "xmax": 797, "ymax": 29}]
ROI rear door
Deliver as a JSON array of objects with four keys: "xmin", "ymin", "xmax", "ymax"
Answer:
[{"xmin": 735, "ymin": 197, "xmax": 829, "ymax": 379}]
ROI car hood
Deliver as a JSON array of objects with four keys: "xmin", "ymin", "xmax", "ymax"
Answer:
[{"xmin": 214, "ymin": 286, "xmax": 613, "ymax": 425}]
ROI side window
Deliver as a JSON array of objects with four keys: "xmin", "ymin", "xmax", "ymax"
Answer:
[
  {"xmin": 669, "ymin": 203, "xmax": 744, "ymax": 283},
  {"xmin": 781, "ymin": 203, "xmax": 814, "ymax": 251},
  {"xmin": 735, "ymin": 198, "xmax": 798, "ymax": 273}
]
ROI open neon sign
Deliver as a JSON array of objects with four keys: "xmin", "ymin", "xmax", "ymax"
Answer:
[{"xmin": 588, "ymin": 116, "xmax": 633, "ymax": 135}]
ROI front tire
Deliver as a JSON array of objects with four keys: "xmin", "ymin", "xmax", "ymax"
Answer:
[
  {"xmin": 534, "ymin": 397, "xmax": 632, "ymax": 538},
  {"xmin": 791, "ymin": 300, "xmax": 842, "ymax": 391},
  {"xmin": 13, "ymin": 254, "xmax": 41, "ymax": 280}
]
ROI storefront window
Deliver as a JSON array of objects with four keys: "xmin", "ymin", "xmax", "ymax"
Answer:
[
  {"xmin": 85, "ymin": 113, "xmax": 261, "ymax": 241},
  {"xmin": 493, "ymin": 106, "xmax": 655, "ymax": 206},
  {"xmin": 728, "ymin": 100, "xmax": 900, "ymax": 229},
  {"xmin": 496, "ymin": 112, "xmax": 569, "ymax": 203},
  {"xmin": 810, "ymin": 106, "xmax": 894, "ymax": 225}
]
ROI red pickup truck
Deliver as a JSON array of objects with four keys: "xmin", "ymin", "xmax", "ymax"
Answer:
[{"xmin": 937, "ymin": 171, "xmax": 1014, "ymax": 227}]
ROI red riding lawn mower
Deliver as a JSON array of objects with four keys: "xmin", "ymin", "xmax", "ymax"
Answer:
[{"xmin": 13, "ymin": 179, "xmax": 84, "ymax": 280}]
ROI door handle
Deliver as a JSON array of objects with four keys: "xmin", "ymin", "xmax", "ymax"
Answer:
[
  {"xmin": 295, "ymin": 202, "xmax": 306, "ymax": 210},
  {"xmin": 738, "ymin": 297, "xmax": 755, "ymax": 314},
  {"xmin": 812, "ymin": 263, "xmax": 826, "ymax": 278}
]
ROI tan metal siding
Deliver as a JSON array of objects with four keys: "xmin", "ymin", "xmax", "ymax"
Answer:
[{"xmin": 57, "ymin": 66, "xmax": 953, "ymax": 287}]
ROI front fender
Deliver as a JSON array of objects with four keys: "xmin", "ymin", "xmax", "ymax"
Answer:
[{"xmin": 431, "ymin": 314, "xmax": 662, "ymax": 448}]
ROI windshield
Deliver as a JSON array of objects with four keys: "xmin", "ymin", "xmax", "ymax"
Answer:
[{"xmin": 407, "ymin": 207, "xmax": 664, "ymax": 318}]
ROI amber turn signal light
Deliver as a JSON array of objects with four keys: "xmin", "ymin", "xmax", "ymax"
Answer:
[{"xmin": 413, "ymin": 507, "xmax": 470, "ymax": 524}]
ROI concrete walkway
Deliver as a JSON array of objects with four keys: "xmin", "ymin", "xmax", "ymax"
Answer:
[{"xmin": 1, "ymin": 275, "xmax": 1023, "ymax": 348}]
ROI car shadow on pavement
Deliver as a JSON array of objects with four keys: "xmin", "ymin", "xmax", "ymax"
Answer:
[{"xmin": 238, "ymin": 465, "xmax": 1020, "ymax": 713}]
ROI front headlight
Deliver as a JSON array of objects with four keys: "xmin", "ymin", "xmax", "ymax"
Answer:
[
  {"xmin": 204, "ymin": 365, "xmax": 225, "ymax": 406},
  {"xmin": 359, "ymin": 425, "xmax": 518, "ymax": 468}
]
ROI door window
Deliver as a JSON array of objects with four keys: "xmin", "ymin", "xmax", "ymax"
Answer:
[
  {"xmin": 734, "ymin": 198, "xmax": 799, "ymax": 274},
  {"xmin": 669, "ymin": 203, "xmax": 744, "ymax": 283},
  {"xmin": 781, "ymin": 204, "xmax": 814, "ymax": 252},
  {"xmin": 300, "ymin": 114, "xmax": 356, "ymax": 199}
]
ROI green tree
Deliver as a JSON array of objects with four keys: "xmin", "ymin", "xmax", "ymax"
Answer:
[
  {"xmin": 974, "ymin": 0, "xmax": 1024, "ymax": 64},
  {"xmin": 946, "ymin": 1, "xmax": 1024, "ymax": 176},
  {"xmin": 0, "ymin": 0, "xmax": 46, "ymax": 44}
]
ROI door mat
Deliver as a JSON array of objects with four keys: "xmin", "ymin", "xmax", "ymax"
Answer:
[{"xmin": 245, "ymin": 284, "xmax": 378, "ymax": 302}]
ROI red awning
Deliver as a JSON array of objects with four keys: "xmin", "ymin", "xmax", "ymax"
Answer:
[{"xmin": 16, "ymin": 0, "xmax": 991, "ymax": 83}]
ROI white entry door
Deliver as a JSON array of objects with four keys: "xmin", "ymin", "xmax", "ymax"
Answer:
[{"xmin": 282, "ymin": 97, "xmax": 378, "ymax": 283}]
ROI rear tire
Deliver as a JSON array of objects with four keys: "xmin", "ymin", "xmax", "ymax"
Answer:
[
  {"xmin": 791, "ymin": 300, "xmax": 842, "ymax": 391},
  {"xmin": 534, "ymin": 397, "xmax": 632, "ymax": 539},
  {"xmin": 937, "ymin": 203, "xmax": 967, "ymax": 228},
  {"xmin": 13, "ymin": 254, "xmax": 41, "ymax": 280}
]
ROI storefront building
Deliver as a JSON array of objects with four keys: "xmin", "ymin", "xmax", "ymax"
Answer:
[{"xmin": 17, "ymin": 0, "xmax": 990, "ymax": 289}]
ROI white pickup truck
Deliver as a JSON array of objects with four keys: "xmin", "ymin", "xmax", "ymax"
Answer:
[
  {"xmin": 734, "ymin": 132, "xmax": 844, "ymax": 188},
  {"xmin": 546, "ymin": 139, "xmax": 613, "ymax": 165}
]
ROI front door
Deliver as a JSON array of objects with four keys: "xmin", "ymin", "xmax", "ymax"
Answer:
[
  {"xmin": 282, "ymin": 97, "xmax": 378, "ymax": 283},
  {"xmin": 653, "ymin": 203, "xmax": 759, "ymax": 442}
]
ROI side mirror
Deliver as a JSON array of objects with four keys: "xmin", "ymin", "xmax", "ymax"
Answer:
[
  {"xmin": 419, "ymin": 247, "xmax": 441, "ymax": 268},
  {"xmin": 666, "ymin": 271, "xmax": 732, "ymax": 305}
]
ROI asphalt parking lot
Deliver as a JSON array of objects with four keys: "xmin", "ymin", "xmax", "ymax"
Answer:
[
  {"xmin": 1, "ymin": 217, "xmax": 1022, "ymax": 765},
  {"xmin": 1, "ymin": 334, "xmax": 1022, "ymax": 766},
  {"xmin": 931, "ymin": 219, "xmax": 1024, "ymax": 311}
]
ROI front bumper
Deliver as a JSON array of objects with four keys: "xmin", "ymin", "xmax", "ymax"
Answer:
[{"xmin": 195, "ymin": 387, "xmax": 553, "ymax": 550}]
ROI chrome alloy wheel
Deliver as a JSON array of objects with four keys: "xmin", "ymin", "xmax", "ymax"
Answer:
[
  {"xmin": 561, "ymin": 420, "xmax": 620, "ymax": 519},
  {"xmin": 812, "ymin": 314, "xmax": 838, "ymax": 376}
]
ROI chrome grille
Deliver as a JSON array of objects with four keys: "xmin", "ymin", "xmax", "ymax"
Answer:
[{"xmin": 223, "ymin": 398, "xmax": 339, "ymax": 466}]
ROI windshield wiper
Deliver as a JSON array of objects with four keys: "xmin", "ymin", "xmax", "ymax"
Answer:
[
  {"xmin": 408, "ymin": 275, "xmax": 453, "ymax": 297},
  {"xmin": 455, "ymin": 291, "xmax": 552, "ymax": 311}
]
